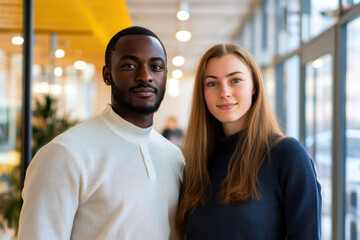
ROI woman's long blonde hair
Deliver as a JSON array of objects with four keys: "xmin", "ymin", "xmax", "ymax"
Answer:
[{"xmin": 175, "ymin": 44, "xmax": 284, "ymax": 234}]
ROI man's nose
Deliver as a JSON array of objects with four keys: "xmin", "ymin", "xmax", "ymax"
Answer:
[{"xmin": 136, "ymin": 66, "xmax": 153, "ymax": 83}]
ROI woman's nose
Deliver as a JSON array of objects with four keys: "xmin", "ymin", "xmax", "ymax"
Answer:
[{"xmin": 219, "ymin": 84, "xmax": 231, "ymax": 98}]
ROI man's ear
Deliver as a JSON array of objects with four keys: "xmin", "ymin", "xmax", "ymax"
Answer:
[{"xmin": 103, "ymin": 66, "xmax": 111, "ymax": 85}]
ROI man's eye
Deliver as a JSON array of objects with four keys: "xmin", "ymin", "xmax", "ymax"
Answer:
[
  {"xmin": 122, "ymin": 63, "xmax": 135, "ymax": 69},
  {"xmin": 152, "ymin": 65, "xmax": 163, "ymax": 71}
]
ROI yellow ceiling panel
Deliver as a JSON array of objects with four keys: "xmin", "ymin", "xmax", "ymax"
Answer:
[{"xmin": 0, "ymin": 0, "xmax": 132, "ymax": 69}]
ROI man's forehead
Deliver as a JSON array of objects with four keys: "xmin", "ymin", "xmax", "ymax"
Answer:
[{"xmin": 114, "ymin": 35, "xmax": 165, "ymax": 57}]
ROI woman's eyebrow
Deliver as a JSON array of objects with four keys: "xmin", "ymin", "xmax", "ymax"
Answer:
[
  {"xmin": 226, "ymin": 71, "xmax": 243, "ymax": 77},
  {"xmin": 204, "ymin": 75, "xmax": 217, "ymax": 79},
  {"xmin": 204, "ymin": 71, "xmax": 244, "ymax": 79}
]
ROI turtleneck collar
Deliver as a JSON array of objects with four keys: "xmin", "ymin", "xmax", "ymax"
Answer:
[
  {"xmin": 216, "ymin": 130, "xmax": 246, "ymax": 154},
  {"xmin": 100, "ymin": 104, "xmax": 153, "ymax": 143}
]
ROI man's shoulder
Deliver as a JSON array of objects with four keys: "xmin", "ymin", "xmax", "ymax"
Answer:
[
  {"xmin": 51, "ymin": 115, "xmax": 104, "ymax": 145},
  {"xmin": 32, "ymin": 114, "xmax": 109, "ymax": 164}
]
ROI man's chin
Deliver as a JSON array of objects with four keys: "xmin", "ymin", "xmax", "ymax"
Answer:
[{"xmin": 129, "ymin": 104, "xmax": 160, "ymax": 115}]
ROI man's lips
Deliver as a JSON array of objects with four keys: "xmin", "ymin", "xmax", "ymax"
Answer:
[
  {"xmin": 133, "ymin": 87, "xmax": 155, "ymax": 93},
  {"xmin": 132, "ymin": 87, "xmax": 155, "ymax": 97},
  {"xmin": 130, "ymin": 83, "xmax": 158, "ymax": 97},
  {"xmin": 217, "ymin": 103, "xmax": 237, "ymax": 110}
]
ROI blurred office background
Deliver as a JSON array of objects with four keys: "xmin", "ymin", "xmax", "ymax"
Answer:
[{"xmin": 0, "ymin": 0, "xmax": 359, "ymax": 239}]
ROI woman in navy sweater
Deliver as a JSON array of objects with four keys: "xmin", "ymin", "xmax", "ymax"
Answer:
[{"xmin": 175, "ymin": 44, "xmax": 321, "ymax": 239}]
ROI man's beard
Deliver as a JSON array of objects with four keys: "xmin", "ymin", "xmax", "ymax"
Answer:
[{"xmin": 111, "ymin": 78, "xmax": 165, "ymax": 115}]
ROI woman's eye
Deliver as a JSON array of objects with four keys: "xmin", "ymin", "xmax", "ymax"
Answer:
[
  {"xmin": 231, "ymin": 78, "xmax": 241, "ymax": 84},
  {"xmin": 207, "ymin": 82, "xmax": 217, "ymax": 87}
]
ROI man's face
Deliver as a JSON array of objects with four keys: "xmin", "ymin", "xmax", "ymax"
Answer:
[{"xmin": 105, "ymin": 35, "xmax": 167, "ymax": 118}]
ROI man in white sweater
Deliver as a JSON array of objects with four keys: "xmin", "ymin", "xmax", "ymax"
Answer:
[{"xmin": 18, "ymin": 26, "xmax": 184, "ymax": 240}]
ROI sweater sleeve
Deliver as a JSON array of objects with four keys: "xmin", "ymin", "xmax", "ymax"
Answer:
[
  {"xmin": 18, "ymin": 142, "xmax": 81, "ymax": 240},
  {"xmin": 274, "ymin": 137, "xmax": 322, "ymax": 240}
]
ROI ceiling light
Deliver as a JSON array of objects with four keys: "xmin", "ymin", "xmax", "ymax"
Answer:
[
  {"xmin": 54, "ymin": 67, "xmax": 63, "ymax": 77},
  {"xmin": 177, "ymin": 2, "xmax": 190, "ymax": 21},
  {"xmin": 74, "ymin": 60, "xmax": 87, "ymax": 70},
  {"xmin": 172, "ymin": 69, "xmax": 183, "ymax": 79},
  {"xmin": 55, "ymin": 49, "xmax": 65, "ymax": 58},
  {"xmin": 11, "ymin": 35, "xmax": 24, "ymax": 45},
  {"xmin": 172, "ymin": 55, "xmax": 185, "ymax": 67},
  {"xmin": 177, "ymin": 10, "xmax": 189, "ymax": 21},
  {"xmin": 176, "ymin": 30, "xmax": 191, "ymax": 42}
]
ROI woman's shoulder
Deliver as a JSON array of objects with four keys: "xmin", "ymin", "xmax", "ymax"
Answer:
[
  {"xmin": 269, "ymin": 136, "xmax": 313, "ymax": 170},
  {"xmin": 272, "ymin": 136, "xmax": 307, "ymax": 155}
]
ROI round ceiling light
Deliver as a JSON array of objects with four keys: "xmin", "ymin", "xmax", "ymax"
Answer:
[
  {"xmin": 172, "ymin": 69, "xmax": 183, "ymax": 79},
  {"xmin": 172, "ymin": 55, "xmax": 185, "ymax": 67},
  {"xmin": 175, "ymin": 31, "xmax": 191, "ymax": 42}
]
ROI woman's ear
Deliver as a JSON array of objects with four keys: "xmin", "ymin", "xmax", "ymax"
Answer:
[{"xmin": 103, "ymin": 66, "xmax": 112, "ymax": 85}]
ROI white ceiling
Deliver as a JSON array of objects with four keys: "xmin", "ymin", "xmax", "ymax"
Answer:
[
  {"xmin": 126, "ymin": 0, "xmax": 256, "ymax": 78},
  {"xmin": 0, "ymin": 0, "xmax": 257, "ymax": 77}
]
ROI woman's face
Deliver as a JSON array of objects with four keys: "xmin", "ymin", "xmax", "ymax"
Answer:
[{"xmin": 203, "ymin": 53, "xmax": 255, "ymax": 136}]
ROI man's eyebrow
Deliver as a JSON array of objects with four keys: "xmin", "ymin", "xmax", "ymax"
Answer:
[
  {"xmin": 120, "ymin": 55, "xmax": 165, "ymax": 63},
  {"xmin": 150, "ymin": 57, "xmax": 165, "ymax": 63},
  {"xmin": 120, "ymin": 55, "xmax": 138, "ymax": 61}
]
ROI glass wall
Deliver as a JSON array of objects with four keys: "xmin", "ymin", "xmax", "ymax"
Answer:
[
  {"xmin": 0, "ymin": 33, "xmax": 22, "ymax": 239},
  {"xmin": 285, "ymin": 56, "xmax": 300, "ymax": 138},
  {"xmin": 0, "ymin": 3, "xmax": 100, "ymax": 238},
  {"xmin": 239, "ymin": 0, "xmax": 360, "ymax": 238},
  {"xmin": 275, "ymin": 56, "xmax": 300, "ymax": 138},
  {"xmin": 342, "ymin": 0, "xmax": 360, "ymax": 9},
  {"xmin": 276, "ymin": 0, "xmax": 300, "ymax": 54},
  {"xmin": 262, "ymin": 67, "xmax": 276, "ymax": 111},
  {"xmin": 302, "ymin": 0, "xmax": 339, "ymax": 41},
  {"xmin": 239, "ymin": 24, "xmax": 251, "ymax": 54},
  {"xmin": 31, "ymin": 33, "xmax": 98, "ymax": 121},
  {"xmin": 261, "ymin": 0, "xmax": 276, "ymax": 66},
  {"xmin": 304, "ymin": 54, "xmax": 333, "ymax": 240},
  {"xmin": 345, "ymin": 15, "xmax": 360, "ymax": 240}
]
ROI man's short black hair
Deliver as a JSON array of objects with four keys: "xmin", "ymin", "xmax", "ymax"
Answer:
[{"xmin": 104, "ymin": 26, "xmax": 167, "ymax": 68}]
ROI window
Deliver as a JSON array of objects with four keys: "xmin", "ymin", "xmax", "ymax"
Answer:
[
  {"xmin": 302, "ymin": 0, "xmax": 338, "ymax": 41},
  {"xmin": 345, "ymin": 15, "xmax": 360, "ymax": 240},
  {"xmin": 274, "ymin": 56, "xmax": 300, "ymax": 138},
  {"xmin": 304, "ymin": 54, "xmax": 333, "ymax": 240},
  {"xmin": 276, "ymin": 0, "xmax": 300, "ymax": 54}
]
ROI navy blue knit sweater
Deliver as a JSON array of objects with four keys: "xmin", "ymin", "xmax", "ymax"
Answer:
[{"xmin": 185, "ymin": 133, "xmax": 322, "ymax": 239}]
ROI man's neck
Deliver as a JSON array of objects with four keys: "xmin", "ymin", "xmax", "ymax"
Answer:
[{"xmin": 111, "ymin": 105, "xmax": 153, "ymax": 128}]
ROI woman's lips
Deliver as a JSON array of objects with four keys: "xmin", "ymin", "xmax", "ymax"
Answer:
[{"xmin": 217, "ymin": 103, "xmax": 237, "ymax": 110}]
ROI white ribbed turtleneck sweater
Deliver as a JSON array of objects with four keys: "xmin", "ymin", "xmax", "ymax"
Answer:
[{"xmin": 18, "ymin": 105, "xmax": 184, "ymax": 240}]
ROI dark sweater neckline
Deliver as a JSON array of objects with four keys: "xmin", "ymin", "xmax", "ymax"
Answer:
[{"xmin": 217, "ymin": 130, "xmax": 245, "ymax": 153}]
